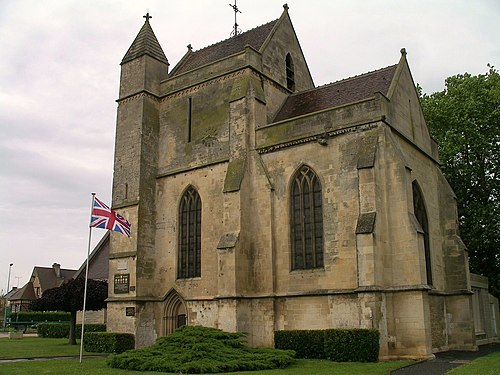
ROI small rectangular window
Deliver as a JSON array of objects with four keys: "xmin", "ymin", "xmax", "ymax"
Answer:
[{"xmin": 188, "ymin": 97, "xmax": 192, "ymax": 143}]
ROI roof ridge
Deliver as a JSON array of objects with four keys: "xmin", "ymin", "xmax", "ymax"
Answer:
[
  {"xmin": 311, "ymin": 64, "xmax": 398, "ymax": 91},
  {"xmin": 273, "ymin": 62, "xmax": 398, "ymax": 123},
  {"xmin": 190, "ymin": 19, "xmax": 278, "ymax": 53},
  {"xmin": 170, "ymin": 18, "xmax": 278, "ymax": 76},
  {"xmin": 332, "ymin": 64, "xmax": 398, "ymax": 84}
]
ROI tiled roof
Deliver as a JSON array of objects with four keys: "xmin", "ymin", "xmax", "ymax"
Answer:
[
  {"xmin": 122, "ymin": 20, "xmax": 168, "ymax": 65},
  {"xmin": 8, "ymin": 282, "xmax": 36, "ymax": 301},
  {"xmin": 32, "ymin": 266, "xmax": 76, "ymax": 292},
  {"xmin": 170, "ymin": 19, "xmax": 278, "ymax": 76},
  {"xmin": 274, "ymin": 64, "xmax": 398, "ymax": 122},
  {"xmin": 74, "ymin": 232, "xmax": 110, "ymax": 280}
]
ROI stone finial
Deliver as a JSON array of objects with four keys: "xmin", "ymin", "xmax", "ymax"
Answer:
[
  {"xmin": 143, "ymin": 12, "xmax": 152, "ymax": 22},
  {"xmin": 400, "ymin": 48, "xmax": 407, "ymax": 56},
  {"xmin": 283, "ymin": 3, "xmax": 289, "ymax": 11},
  {"xmin": 187, "ymin": 44, "xmax": 192, "ymax": 51}
]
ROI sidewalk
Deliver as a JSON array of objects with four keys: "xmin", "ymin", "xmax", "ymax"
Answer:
[
  {"xmin": 0, "ymin": 332, "xmax": 37, "ymax": 338},
  {"xmin": 391, "ymin": 342, "xmax": 500, "ymax": 375}
]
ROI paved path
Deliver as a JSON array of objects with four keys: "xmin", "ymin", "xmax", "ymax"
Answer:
[
  {"xmin": 0, "ymin": 333, "xmax": 37, "ymax": 338},
  {"xmin": 391, "ymin": 343, "xmax": 500, "ymax": 375}
]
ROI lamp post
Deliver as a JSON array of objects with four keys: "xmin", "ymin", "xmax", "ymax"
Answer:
[
  {"xmin": 3, "ymin": 263, "xmax": 13, "ymax": 328},
  {"xmin": 7, "ymin": 263, "xmax": 13, "ymax": 294}
]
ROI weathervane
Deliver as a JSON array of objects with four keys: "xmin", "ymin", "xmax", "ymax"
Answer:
[{"xmin": 229, "ymin": 0, "xmax": 242, "ymax": 37}]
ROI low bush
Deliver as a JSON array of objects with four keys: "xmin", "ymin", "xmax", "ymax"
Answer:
[
  {"xmin": 107, "ymin": 325, "xmax": 295, "ymax": 373},
  {"xmin": 37, "ymin": 323, "xmax": 69, "ymax": 338},
  {"xmin": 274, "ymin": 330, "xmax": 324, "ymax": 359},
  {"xmin": 37, "ymin": 323, "xmax": 106, "ymax": 338},
  {"xmin": 275, "ymin": 328, "xmax": 380, "ymax": 362},
  {"xmin": 324, "ymin": 329, "xmax": 380, "ymax": 362},
  {"xmin": 10, "ymin": 311, "xmax": 70, "ymax": 322},
  {"xmin": 83, "ymin": 332, "xmax": 135, "ymax": 353}
]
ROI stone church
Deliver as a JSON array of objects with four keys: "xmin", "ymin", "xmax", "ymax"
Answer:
[{"xmin": 107, "ymin": 5, "xmax": 476, "ymax": 359}]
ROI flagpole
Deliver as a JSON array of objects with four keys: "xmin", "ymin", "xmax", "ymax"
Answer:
[{"xmin": 80, "ymin": 192, "xmax": 95, "ymax": 363}]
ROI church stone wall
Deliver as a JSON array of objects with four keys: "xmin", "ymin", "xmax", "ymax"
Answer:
[
  {"xmin": 162, "ymin": 52, "xmax": 250, "ymax": 94},
  {"xmin": 261, "ymin": 13, "xmax": 314, "ymax": 92},
  {"xmin": 158, "ymin": 75, "xmax": 234, "ymax": 173},
  {"xmin": 429, "ymin": 295, "xmax": 448, "ymax": 351},
  {"xmin": 155, "ymin": 163, "xmax": 228, "ymax": 299},
  {"xmin": 386, "ymin": 61, "xmax": 433, "ymax": 157}
]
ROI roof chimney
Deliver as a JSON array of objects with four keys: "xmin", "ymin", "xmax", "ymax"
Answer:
[{"xmin": 52, "ymin": 263, "xmax": 61, "ymax": 278}]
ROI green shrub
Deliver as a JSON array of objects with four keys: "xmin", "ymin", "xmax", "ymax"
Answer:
[
  {"xmin": 324, "ymin": 329, "xmax": 380, "ymax": 362},
  {"xmin": 84, "ymin": 332, "xmax": 135, "ymax": 353},
  {"xmin": 79, "ymin": 324, "xmax": 106, "ymax": 335},
  {"xmin": 275, "ymin": 328, "xmax": 380, "ymax": 362},
  {"xmin": 37, "ymin": 323, "xmax": 69, "ymax": 338},
  {"xmin": 10, "ymin": 311, "xmax": 70, "ymax": 322},
  {"xmin": 274, "ymin": 330, "xmax": 324, "ymax": 358},
  {"xmin": 37, "ymin": 323, "xmax": 106, "ymax": 338},
  {"xmin": 107, "ymin": 325, "xmax": 295, "ymax": 373}
]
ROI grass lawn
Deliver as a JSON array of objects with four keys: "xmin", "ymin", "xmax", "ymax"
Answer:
[
  {"xmin": 0, "ymin": 336, "xmax": 411, "ymax": 374},
  {"xmin": 0, "ymin": 337, "xmax": 96, "ymax": 359},
  {"xmin": 448, "ymin": 351, "xmax": 500, "ymax": 375},
  {"xmin": 0, "ymin": 357, "xmax": 410, "ymax": 375}
]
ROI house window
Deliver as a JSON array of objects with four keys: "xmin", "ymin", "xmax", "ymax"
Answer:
[
  {"xmin": 412, "ymin": 181, "xmax": 432, "ymax": 286},
  {"xmin": 472, "ymin": 288, "xmax": 484, "ymax": 334},
  {"xmin": 491, "ymin": 303, "xmax": 498, "ymax": 336},
  {"xmin": 291, "ymin": 165, "xmax": 323, "ymax": 270},
  {"xmin": 285, "ymin": 53, "xmax": 295, "ymax": 91},
  {"xmin": 178, "ymin": 186, "xmax": 202, "ymax": 279}
]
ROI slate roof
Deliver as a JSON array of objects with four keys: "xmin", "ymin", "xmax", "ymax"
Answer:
[
  {"xmin": 74, "ymin": 232, "xmax": 110, "ymax": 280},
  {"xmin": 8, "ymin": 282, "xmax": 36, "ymax": 301},
  {"xmin": 31, "ymin": 266, "xmax": 76, "ymax": 292},
  {"xmin": 4, "ymin": 287, "xmax": 19, "ymax": 300},
  {"xmin": 122, "ymin": 20, "xmax": 168, "ymax": 65},
  {"xmin": 170, "ymin": 19, "xmax": 278, "ymax": 76},
  {"xmin": 274, "ymin": 64, "xmax": 398, "ymax": 122}
]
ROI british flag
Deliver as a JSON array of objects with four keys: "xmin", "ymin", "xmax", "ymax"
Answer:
[{"xmin": 90, "ymin": 196, "xmax": 131, "ymax": 237}]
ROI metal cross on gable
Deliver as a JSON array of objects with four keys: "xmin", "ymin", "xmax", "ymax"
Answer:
[
  {"xmin": 143, "ymin": 12, "xmax": 152, "ymax": 22},
  {"xmin": 229, "ymin": 0, "xmax": 242, "ymax": 37}
]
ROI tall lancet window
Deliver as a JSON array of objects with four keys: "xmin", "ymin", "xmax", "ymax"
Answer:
[
  {"xmin": 412, "ymin": 181, "xmax": 432, "ymax": 286},
  {"xmin": 286, "ymin": 53, "xmax": 295, "ymax": 91},
  {"xmin": 291, "ymin": 165, "xmax": 323, "ymax": 270},
  {"xmin": 178, "ymin": 186, "xmax": 202, "ymax": 279}
]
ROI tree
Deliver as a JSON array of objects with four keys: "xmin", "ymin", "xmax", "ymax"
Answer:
[
  {"xmin": 30, "ymin": 278, "xmax": 108, "ymax": 345},
  {"xmin": 419, "ymin": 66, "xmax": 500, "ymax": 297}
]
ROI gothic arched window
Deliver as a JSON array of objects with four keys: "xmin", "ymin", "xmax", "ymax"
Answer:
[
  {"xmin": 412, "ymin": 181, "xmax": 432, "ymax": 286},
  {"xmin": 291, "ymin": 165, "xmax": 323, "ymax": 270},
  {"xmin": 285, "ymin": 53, "xmax": 295, "ymax": 91},
  {"xmin": 178, "ymin": 186, "xmax": 202, "ymax": 279}
]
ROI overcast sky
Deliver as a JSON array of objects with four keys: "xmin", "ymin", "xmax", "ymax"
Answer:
[{"xmin": 1, "ymin": 0, "xmax": 499, "ymax": 293}]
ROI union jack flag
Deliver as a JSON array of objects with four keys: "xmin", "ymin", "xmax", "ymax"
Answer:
[{"xmin": 90, "ymin": 196, "xmax": 131, "ymax": 237}]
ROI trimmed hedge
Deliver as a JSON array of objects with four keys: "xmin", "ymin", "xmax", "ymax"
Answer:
[
  {"xmin": 324, "ymin": 329, "xmax": 380, "ymax": 362},
  {"xmin": 10, "ymin": 311, "xmax": 70, "ymax": 322},
  {"xmin": 275, "ymin": 328, "xmax": 380, "ymax": 362},
  {"xmin": 272, "ymin": 330, "xmax": 325, "ymax": 359},
  {"xmin": 84, "ymin": 332, "xmax": 135, "ymax": 353},
  {"xmin": 37, "ymin": 323, "xmax": 106, "ymax": 338}
]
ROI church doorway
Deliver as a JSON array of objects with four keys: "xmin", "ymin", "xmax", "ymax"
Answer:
[{"xmin": 163, "ymin": 290, "xmax": 187, "ymax": 335}]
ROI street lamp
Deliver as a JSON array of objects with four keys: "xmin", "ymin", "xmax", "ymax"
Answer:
[
  {"xmin": 3, "ymin": 263, "xmax": 13, "ymax": 328},
  {"xmin": 7, "ymin": 263, "xmax": 13, "ymax": 293}
]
